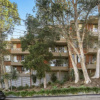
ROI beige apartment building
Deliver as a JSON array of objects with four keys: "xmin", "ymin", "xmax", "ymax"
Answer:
[{"xmin": 3, "ymin": 16, "xmax": 98, "ymax": 86}]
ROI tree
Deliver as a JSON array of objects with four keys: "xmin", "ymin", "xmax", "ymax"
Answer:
[
  {"xmin": 35, "ymin": 0, "xmax": 98, "ymax": 83},
  {"xmin": 9, "ymin": 69, "xmax": 19, "ymax": 90},
  {"xmin": 92, "ymin": 0, "xmax": 100, "ymax": 78},
  {"xmin": 21, "ymin": 15, "xmax": 59, "ymax": 88},
  {"xmin": 0, "ymin": 0, "xmax": 20, "ymax": 90}
]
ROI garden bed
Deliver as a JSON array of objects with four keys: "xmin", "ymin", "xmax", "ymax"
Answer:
[{"xmin": 4, "ymin": 87, "xmax": 100, "ymax": 97}]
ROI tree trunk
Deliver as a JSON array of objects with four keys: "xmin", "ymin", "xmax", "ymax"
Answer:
[
  {"xmin": 44, "ymin": 72, "xmax": 46, "ymax": 89},
  {"xmin": 30, "ymin": 69, "xmax": 32, "ymax": 86},
  {"xmin": 0, "ymin": 83, "xmax": 2, "ymax": 89},
  {"xmin": 10, "ymin": 80, "xmax": 12, "ymax": 91},
  {"xmin": 4, "ymin": 79, "xmax": 9, "ymax": 90},
  {"xmin": 15, "ymin": 80, "xmax": 17, "ymax": 88},
  {"xmin": 2, "ymin": 60, "xmax": 9, "ymax": 89},
  {"xmin": 79, "ymin": 42, "xmax": 91, "ymax": 83},
  {"xmin": 92, "ymin": 3, "xmax": 100, "ymax": 78},
  {"xmin": 68, "ymin": 45, "xmax": 79, "ymax": 83}
]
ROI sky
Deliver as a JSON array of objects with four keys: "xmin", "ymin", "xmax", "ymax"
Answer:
[{"xmin": 7, "ymin": 0, "xmax": 35, "ymax": 40}]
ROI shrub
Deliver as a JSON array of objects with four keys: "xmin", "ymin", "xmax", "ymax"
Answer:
[
  {"xmin": 70, "ymin": 69, "xmax": 75, "ymax": 81},
  {"xmin": 4, "ymin": 87, "xmax": 100, "ymax": 97},
  {"xmin": 59, "ymin": 80, "xmax": 65, "ymax": 85},
  {"xmin": 24, "ymin": 84, "xmax": 29, "ymax": 89},
  {"xmin": 9, "ymin": 86, "xmax": 16, "ymax": 90},
  {"xmin": 31, "ymin": 74, "xmax": 37, "ymax": 83},
  {"xmin": 47, "ymin": 81, "xmax": 51, "ymax": 85},
  {"xmin": 51, "ymin": 73, "xmax": 57, "ymax": 83},
  {"xmin": 17, "ymin": 86, "xmax": 24, "ymax": 90},
  {"xmin": 40, "ymin": 83, "xmax": 44, "ymax": 88},
  {"xmin": 79, "ymin": 70, "xmax": 84, "ymax": 79}
]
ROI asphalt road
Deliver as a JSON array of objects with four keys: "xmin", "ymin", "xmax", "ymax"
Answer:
[{"xmin": 6, "ymin": 95, "xmax": 100, "ymax": 100}]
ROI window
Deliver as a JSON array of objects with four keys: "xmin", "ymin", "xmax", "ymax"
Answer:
[
  {"xmin": 77, "ymin": 55, "xmax": 81, "ymax": 63},
  {"xmin": 79, "ymin": 24, "xmax": 83, "ymax": 30},
  {"xmin": 5, "ymin": 66, "xmax": 11, "ymax": 72},
  {"xmin": 21, "ymin": 55, "xmax": 24, "ymax": 60},
  {"xmin": 4, "ymin": 55, "xmax": 10, "ymax": 61},
  {"xmin": 93, "ymin": 24, "xmax": 98, "ymax": 32}
]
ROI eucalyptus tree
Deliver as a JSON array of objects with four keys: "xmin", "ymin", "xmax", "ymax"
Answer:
[
  {"xmin": 0, "ymin": 0, "xmax": 20, "ymax": 89},
  {"xmin": 92, "ymin": 0, "xmax": 100, "ymax": 78},
  {"xmin": 35, "ymin": 0, "xmax": 98, "ymax": 83}
]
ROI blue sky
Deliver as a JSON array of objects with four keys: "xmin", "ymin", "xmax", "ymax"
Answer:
[{"xmin": 8, "ymin": 0, "xmax": 35, "ymax": 40}]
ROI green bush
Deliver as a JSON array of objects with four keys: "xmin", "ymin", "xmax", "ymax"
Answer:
[
  {"xmin": 24, "ymin": 84, "xmax": 29, "ymax": 89},
  {"xmin": 4, "ymin": 87, "xmax": 100, "ymax": 97},
  {"xmin": 47, "ymin": 81, "xmax": 51, "ymax": 85},
  {"xmin": 17, "ymin": 86, "xmax": 24, "ymax": 90},
  {"xmin": 31, "ymin": 74, "xmax": 37, "ymax": 83},
  {"xmin": 70, "ymin": 69, "xmax": 75, "ymax": 81},
  {"xmin": 51, "ymin": 73, "xmax": 57, "ymax": 83},
  {"xmin": 40, "ymin": 83, "xmax": 44, "ymax": 88},
  {"xmin": 9, "ymin": 86, "xmax": 16, "ymax": 90}
]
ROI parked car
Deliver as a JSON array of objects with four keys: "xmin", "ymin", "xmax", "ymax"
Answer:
[{"xmin": 0, "ymin": 91, "xmax": 6, "ymax": 100}]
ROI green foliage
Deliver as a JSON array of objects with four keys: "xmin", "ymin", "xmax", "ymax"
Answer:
[
  {"xmin": 40, "ymin": 83, "xmax": 44, "ymax": 88},
  {"xmin": 52, "ymin": 86, "xmax": 57, "ymax": 89},
  {"xmin": 51, "ymin": 73, "xmax": 57, "ymax": 83},
  {"xmin": 47, "ymin": 81, "xmax": 51, "ymax": 85},
  {"xmin": 10, "ymin": 69, "xmax": 19, "ymax": 80},
  {"xmin": 5, "ymin": 87, "xmax": 100, "ymax": 97},
  {"xmin": 17, "ymin": 86, "xmax": 24, "ymax": 90},
  {"xmin": 70, "ymin": 69, "xmax": 75, "ymax": 81},
  {"xmin": 9, "ymin": 86, "xmax": 16, "ymax": 90},
  {"xmin": 21, "ymin": 16, "xmax": 57, "ymax": 80},
  {"xmin": 31, "ymin": 74, "xmax": 37, "ymax": 83},
  {"xmin": 63, "ymin": 73, "xmax": 69, "ymax": 82},
  {"xmin": 79, "ymin": 70, "xmax": 84, "ymax": 80},
  {"xmin": 0, "ymin": 77, "xmax": 4, "ymax": 84}
]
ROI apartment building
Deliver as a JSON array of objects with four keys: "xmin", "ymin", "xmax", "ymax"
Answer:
[{"xmin": 3, "ymin": 16, "xmax": 98, "ymax": 86}]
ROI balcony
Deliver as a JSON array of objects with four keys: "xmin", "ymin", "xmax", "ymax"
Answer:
[
  {"xmin": 51, "ymin": 66, "xmax": 68, "ymax": 71},
  {"xmin": 87, "ymin": 64, "xmax": 96, "ymax": 69},
  {"xmin": 11, "ymin": 48, "xmax": 29, "ymax": 54},
  {"xmin": 11, "ymin": 61, "xmax": 22, "ymax": 66},
  {"xmin": 90, "ymin": 28, "xmax": 98, "ymax": 36},
  {"xmin": 52, "ymin": 52, "xmax": 68, "ymax": 57},
  {"xmin": 11, "ymin": 39, "xmax": 21, "ymax": 43},
  {"xmin": 87, "ymin": 48, "xmax": 97, "ymax": 54},
  {"xmin": 56, "ymin": 38, "xmax": 66, "ymax": 45}
]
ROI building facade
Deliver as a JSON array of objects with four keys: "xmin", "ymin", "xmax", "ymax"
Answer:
[{"xmin": 4, "ymin": 17, "xmax": 98, "ymax": 86}]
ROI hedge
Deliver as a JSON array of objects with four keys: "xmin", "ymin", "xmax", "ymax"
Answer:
[{"xmin": 4, "ymin": 87, "xmax": 100, "ymax": 97}]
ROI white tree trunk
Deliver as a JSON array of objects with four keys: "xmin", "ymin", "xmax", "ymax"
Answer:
[
  {"xmin": 92, "ymin": 3, "xmax": 100, "ymax": 78},
  {"xmin": 79, "ymin": 42, "xmax": 91, "ymax": 83},
  {"xmin": 44, "ymin": 72, "xmax": 46, "ymax": 89},
  {"xmin": 68, "ymin": 45, "xmax": 79, "ymax": 83},
  {"xmin": 92, "ymin": 49, "xmax": 100, "ymax": 78}
]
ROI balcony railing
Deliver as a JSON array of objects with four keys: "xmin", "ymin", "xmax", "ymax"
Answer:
[
  {"xmin": 90, "ymin": 28, "xmax": 98, "ymax": 36},
  {"xmin": 52, "ymin": 52, "xmax": 68, "ymax": 57},
  {"xmin": 11, "ymin": 48, "xmax": 29, "ymax": 54},
  {"xmin": 50, "ymin": 66, "xmax": 68, "ymax": 71},
  {"xmin": 88, "ymin": 48, "xmax": 97, "ymax": 53},
  {"xmin": 56, "ymin": 38, "xmax": 66, "ymax": 45},
  {"xmin": 11, "ymin": 60, "xmax": 23, "ymax": 66},
  {"xmin": 87, "ymin": 64, "xmax": 96, "ymax": 69}
]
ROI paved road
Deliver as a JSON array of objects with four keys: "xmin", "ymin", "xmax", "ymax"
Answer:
[{"xmin": 6, "ymin": 95, "xmax": 100, "ymax": 100}]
